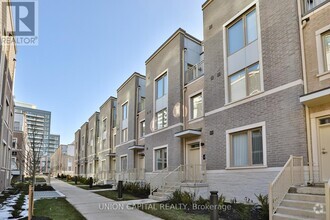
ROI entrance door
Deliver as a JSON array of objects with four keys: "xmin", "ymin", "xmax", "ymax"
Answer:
[
  {"xmin": 320, "ymin": 117, "xmax": 330, "ymax": 181},
  {"xmin": 186, "ymin": 143, "xmax": 201, "ymax": 181}
]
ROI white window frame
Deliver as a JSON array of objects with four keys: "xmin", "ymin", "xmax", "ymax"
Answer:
[
  {"xmin": 121, "ymin": 128, "xmax": 128, "ymax": 143},
  {"xmin": 189, "ymin": 90, "xmax": 204, "ymax": 121},
  {"xmin": 139, "ymin": 119, "xmax": 145, "ymax": 138},
  {"xmin": 223, "ymin": 1, "xmax": 264, "ymax": 105},
  {"xmin": 120, "ymin": 154, "xmax": 128, "ymax": 172},
  {"xmin": 155, "ymin": 70, "xmax": 168, "ymax": 100},
  {"xmin": 316, "ymin": 24, "xmax": 330, "ymax": 79},
  {"xmin": 153, "ymin": 145, "xmax": 168, "ymax": 172},
  {"xmin": 156, "ymin": 108, "xmax": 168, "ymax": 130},
  {"xmin": 122, "ymin": 101, "xmax": 128, "ymax": 120},
  {"xmin": 226, "ymin": 121, "xmax": 267, "ymax": 169}
]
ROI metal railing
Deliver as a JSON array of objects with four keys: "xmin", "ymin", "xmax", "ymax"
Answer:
[
  {"xmin": 185, "ymin": 60, "xmax": 204, "ymax": 84},
  {"xmin": 150, "ymin": 167, "xmax": 170, "ymax": 194},
  {"xmin": 269, "ymin": 156, "xmax": 304, "ymax": 220},
  {"xmin": 118, "ymin": 168, "xmax": 145, "ymax": 182},
  {"xmin": 326, "ymin": 179, "xmax": 330, "ymax": 220}
]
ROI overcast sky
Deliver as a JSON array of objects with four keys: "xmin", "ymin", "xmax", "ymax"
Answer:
[{"xmin": 14, "ymin": 0, "xmax": 204, "ymax": 144}]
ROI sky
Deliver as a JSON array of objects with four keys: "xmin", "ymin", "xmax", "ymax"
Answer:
[{"xmin": 14, "ymin": 0, "xmax": 204, "ymax": 144}]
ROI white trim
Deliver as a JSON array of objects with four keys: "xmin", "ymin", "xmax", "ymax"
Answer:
[
  {"xmin": 225, "ymin": 121, "xmax": 267, "ymax": 169},
  {"xmin": 300, "ymin": 87, "xmax": 330, "ymax": 103},
  {"xmin": 154, "ymin": 69, "xmax": 169, "ymax": 131},
  {"xmin": 115, "ymin": 139, "xmax": 136, "ymax": 148},
  {"xmin": 153, "ymin": 145, "xmax": 168, "ymax": 172},
  {"xmin": 188, "ymin": 117, "xmax": 204, "ymax": 124},
  {"xmin": 302, "ymin": 2, "xmax": 330, "ymax": 20},
  {"xmin": 139, "ymin": 119, "xmax": 146, "ymax": 139},
  {"xmin": 144, "ymin": 123, "xmax": 183, "ymax": 137},
  {"xmin": 188, "ymin": 89, "xmax": 204, "ymax": 121},
  {"xmin": 206, "ymin": 79, "xmax": 303, "ymax": 117},
  {"xmin": 223, "ymin": 1, "xmax": 264, "ymax": 105}
]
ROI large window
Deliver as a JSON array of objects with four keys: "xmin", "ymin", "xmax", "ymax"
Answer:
[
  {"xmin": 191, "ymin": 93, "xmax": 203, "ymax": 119},
  {"xmin": 322, "ymin": 31, "xmax": 330, "ymax": 72},
  {"xmin": 229, "ymin": 62, "xmax": 261, "ymax": 102},
  {"xmin": 228, "ymin": 8, "xmax": 257, "ymax": 55},
  {"xmin": 156, "ymin": 109, "xmax": 167, "ymax": 129},
  {"xmin": 154, "ymin": 147, "xmax": 167, "ymax": 171},
  {"xmin": 122, "ymin": 103, "xmax": 128, "ymax": 120},
  {"xmin": 230, "ymin": 127, "xmax": 263, "ymax": 167},
  {"xmin": 140, "ymin": 120, "xmax": 145, "ymax": 138},
  {"xmin": 120, "ymin": 156, "xmax": 127, "ymax": 171},
  {"xmin": 156, "ymin": 73, "xmax": 168, "ymax": 99},
  {"xmin": 103, "ymin": 118, "xmax": 107, "ymax": 132},
  {"xmin": 304, "ymin": 0, "xmax": 327, "ymax": 13},
  {"xmin": 121, "ymin": 128, "xmax": 128, "ymax": 143}
]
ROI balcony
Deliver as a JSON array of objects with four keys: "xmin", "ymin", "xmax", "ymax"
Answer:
[{"xmin": 185, "ymin": 60, "xmax": 204, "ymax": 84}]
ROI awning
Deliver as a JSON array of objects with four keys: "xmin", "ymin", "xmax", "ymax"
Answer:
[
  {"xmin": 106, "ymin": 152, "xmax": 116, "ymax": 157},
  {"xmin": 300, "ymin": 87, "xmax": 330, "ymax": 107},
  {"xmin": 174, "ymin": 129, "xmax": 202, "ymax": 138},
  {"xmin": 128, "ymin": 145, "xmax": 145, "ymax": 150}
]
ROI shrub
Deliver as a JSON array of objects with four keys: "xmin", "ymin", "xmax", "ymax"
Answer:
[
  {"xmin": 123, "ymin": 182, "xmax": 150, "ymax": 198},
  {"xmin": 34, "ymin": 184, "xmax": 54, "ymax": 191},
  {"xmin": 255, "ymin": 194, "xmax": 269, "ymax": 220}
]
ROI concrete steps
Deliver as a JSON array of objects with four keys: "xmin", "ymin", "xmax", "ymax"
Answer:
[
  {"xmin": 149, "ymin": 184, "xmax": 180, "ymax": 201},
  {"xmin": 273, "ymin": 186, "xmax": 326, "ymax": 220}
]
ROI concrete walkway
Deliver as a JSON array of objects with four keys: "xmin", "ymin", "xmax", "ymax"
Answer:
[{"xmin": 50, "ymin": 178, "xmax": 161, "ymax": 220}]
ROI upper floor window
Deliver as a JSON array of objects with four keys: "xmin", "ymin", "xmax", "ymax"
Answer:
[
  {"xmin": 112, "ymin": 106, "xmax": 116, "ymax": 128},
  {"xmin": 322, "ymin": 31, "xmax": 330, "ymax": 72},
  {"xmin": 228, "ymin": 8, "xmax": 257, "ymax": 55},
  {"xmin": 156, "ymin": 108, "xmax": 167, "ymax": 129},
  {"xmin": 156, "ymin": 73, "xmax": 168, "ymax": 99},
  {"xmin": 103, "ymin": 118, "xmax": 107, "ymax": 132},
  {"xmin": 122, "ymin": 103, "xmax": 128, "ymax": 120},
  {"xmin": 140, "ymin": 120, "xmax": 145, "ymax": 138},
  {"xmin": 229, "ymin": 62, "xmax": 261, "ymax": 102},
  {"xmin": 122, "ymin": 128, "xmax": 128, "ymax": 143},
  {"xmin": 190, "ymin": 93, "xmax": 203, "ymax": 119},
  {"xmin": 304, "ymin": 0, "xmax": 327, "ymax": 13}
]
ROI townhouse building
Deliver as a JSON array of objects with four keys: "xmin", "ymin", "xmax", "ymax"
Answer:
[
  {"xmin": 115, "ymin": 72, "xmax": 146, "ymax": 181},
  {"xmin": 86, "ymin": 112, "xmax": 99, "ymax": 178},
  {"xmin": 50, "ymin": 144, "xmax": 75, "ymax": 176},
  {"xmin": 202, "ymin": 0, "xmax": 308, "ymax": 200},
  {"xmin": 74, "ymin": 129, "xmax": 80, "ymax": 176},
  {"xmin": 78, "ymin": 122, "xmax": 88, "ymax": 177},
  {"xmin": 0, "ymin": 0, "xmax": 16, "ymax": 192},
  {"xmin": 97, "ymin": 96, "xmax": 117, "ymax": 184},
  {"xmin": 298, "ymin": 0, "xmax": 330, "ymax": 184}
]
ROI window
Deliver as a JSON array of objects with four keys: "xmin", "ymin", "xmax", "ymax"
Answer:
[
  {"xmin": 322, "ymin": 31, "xmax": 330, "ymax": 72},
  {"xmin": 103, "ymin": 118, "xmax": 107, "ymax": 132},
  {"xmin": 113, "ymin": 134, "xmax": 116, "ymax": 147},
  {"xmin": 121, "ymin": 128, "xmax": 128, "ymax": 143},
  {"xmin": 230, "ymin": 127, "xmax": 263, "ymax": 167},
  {"xmin": 140, "ymin": 120, "xmax": 145, "ymax": 138},
  {"xmin": 122, "ymin": 103, "xmax": 128, "ymax": 120},
  {"xmin": 156, "ymin": 109, "xmax": 167, "ymax": 129},
  {"xmin": 191, "ymin": 93, "xmax": 203, "ymax": 119},
  {"xmin": 121, "ymin": 156, "xmax": 127, "ymax": 171},
  {"xmin": 112, "ymin": 106, "xmax": 116, "ymax": 128},
  {"xmin": 305, "ymin": 0, "xmax": 327, "ymax": 13},
  {"xmin": 229, "ymin": 62, "xmax": 260, "ymax": 102},
  {"xmin": 140, "ymin": 97, "xmax": 145, "ymax": 111},
  {"xmin": 154, "ymin": 147, "xmax": 167, "ymax": 171},
  {"xmin": 228, "ymin": 8, "xmax": 257, "ymax": 55},
  {"xmin": 156, "ymin": 73, "xmax": 168, "ymax": 99}
]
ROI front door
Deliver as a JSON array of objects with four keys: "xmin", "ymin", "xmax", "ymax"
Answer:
[
  {"xmin": 320, "ymin": 117, "xmax": 330, "ymax": 181},
  {"xmin": 186, "ymin": 143, "xmax": 201, "ymax": 181}
]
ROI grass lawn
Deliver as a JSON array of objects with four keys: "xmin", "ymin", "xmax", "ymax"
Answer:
[
  {"xmin": 138, "ymin": 203, "xmax": 209, "ymax": 220},
  {"xmin": 77, "ymin": 185, "xmax": 112, "ymax": 190},
  {"xmin": 94, "ymin": 190, "xmax": 141, "ymax": 201},
  {"xmin": 34, "ymin": 198, "xmax": 86, "ymax": 220}
]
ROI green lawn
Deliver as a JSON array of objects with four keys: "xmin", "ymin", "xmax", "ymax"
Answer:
[
  {"xmin": 34, "ymin": 198, "xmax": 86, "ymax": 220},
  {"xmin": 138, "ymin": 203, "xmax": 209, "ymax": 220},
  {"xmin": 77, "ymin": 185, "xmax": 112, "ymax": 190},
  {"xmin": 94, "ymin": 190, "xmax": 141, "ymax": 201}
]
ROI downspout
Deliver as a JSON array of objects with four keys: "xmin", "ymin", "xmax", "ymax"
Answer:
[
  {"xmin": 182, "ymin": 48, "xmax": 187, "ymax": 166},
  {"xmin": 297, "ymin": 0, "xmax": 313, "ymax": 183}
]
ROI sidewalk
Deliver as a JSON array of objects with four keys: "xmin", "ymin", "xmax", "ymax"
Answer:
[{"xmin": 50, "ymin": 178, "xmax": 161, "ymax": 220}]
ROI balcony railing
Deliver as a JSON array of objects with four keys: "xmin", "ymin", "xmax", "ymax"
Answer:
[
  {"xmin": 185, "ymin": 60, "xmax": 204, "ymax": 84},
  {"xmin": 118, "ymin": 168, "xmax": 145, "ymax": 182}
]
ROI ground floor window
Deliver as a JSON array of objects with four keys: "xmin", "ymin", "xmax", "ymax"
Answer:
[
  {"xmin": 154, "ymin": 147, "xmax": 167, "ymax": 171},
  {"xmin": 120, "ymin": 155, "xmax": 127, "ymax": 171},
  {"xmin": 230, "ymin": 127, "xmax": 263, "ymax": 167}
]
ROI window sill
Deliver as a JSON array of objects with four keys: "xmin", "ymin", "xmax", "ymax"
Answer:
[
  {"xmin": 317, "ymin": 70, "xmax": 330, "ymax": 81},
  {"xmin": 225, "ymin": 91, "xmax": 264, "ymax": 106},
  {"xmin": 225, "ymin": 165, "xmax": 267, "ymax": 170},
  {"xmin": 155, "ymin": 126, "xmax": 168, "ymax": 132},
  {"xmin": 188, "ymin": 116, "xmax": 204, "ymax": 123}
]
